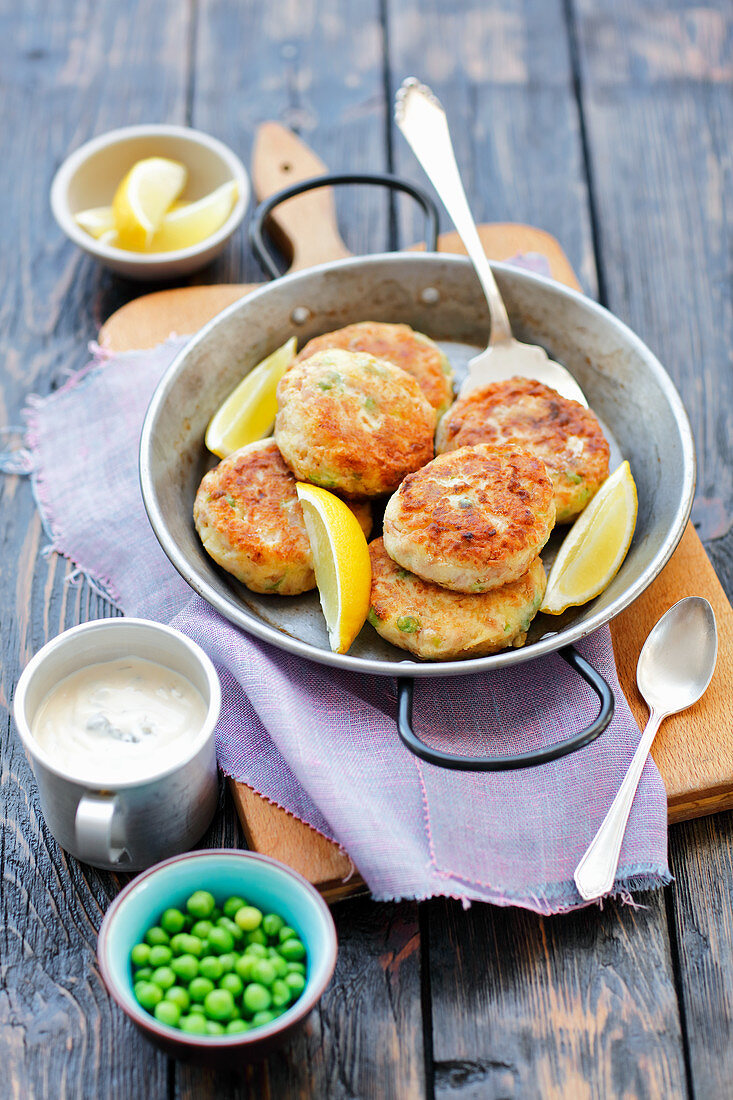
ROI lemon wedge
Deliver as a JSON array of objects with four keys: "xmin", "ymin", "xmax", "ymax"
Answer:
[
  {"xmin": 147, "ymin": 181, "xmax": 238, "ymax": 252},
  {"xmin": 205, "ymin": 337, "xmax": 297, "ymax": 459},
  {"xmin": 296, "ymin": 483, "xmax": 372, "ymax": 653},
  {"xmin": 112, "ymin": 157, "xmax": 187, "ymax": 250},
  {"xmin": 75, "ymin": 206, "xmax": 117, "ymax": 239},
  {"xmin": 541, "ymin": 460, "xmax": 638, "ymax": 614}
]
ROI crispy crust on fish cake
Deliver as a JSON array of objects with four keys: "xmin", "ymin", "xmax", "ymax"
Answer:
[
  {"xmin": 436, "ymin": 377, "xmax": 609, "ymax": 522},
  {"xmin": 275, "ymin": 348, "xmax": 435, "ymax": 497},
  {"xmin": 368, "ymin": 538, "xmax": 546, "ymax": 660},
  {"xmin": 193, "ymin": 439, "xmax": 371, "ymax": 594},
  {"xmin": 382, "ymin": 443, "xmax": 555, "ymax": 592},
  {"xmin": 296, "ymin": 321, "xmax": 454, "ymax": 414}
]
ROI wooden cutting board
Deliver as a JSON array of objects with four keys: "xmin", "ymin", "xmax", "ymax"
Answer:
[{"xmin": 102, "ymin": 124, "xmax": 733, "ymax": 900}]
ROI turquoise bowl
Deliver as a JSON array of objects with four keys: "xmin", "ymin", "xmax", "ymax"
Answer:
[{"xmin": 97, "ymin": 849, "xmax": 338, "ymax": 1064}]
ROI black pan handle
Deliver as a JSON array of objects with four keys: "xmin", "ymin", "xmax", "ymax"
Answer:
[
  {"xmin": 396, "ymin": 645, "xmax": 614, "ymax": 771},
  {"xmin": 248, "ymin": 172, "xmax": 440, "ymax": 280}
]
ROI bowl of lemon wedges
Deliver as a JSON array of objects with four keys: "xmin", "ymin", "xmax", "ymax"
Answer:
[{"xmin": 51, "ymin": 124, "xmax": 249, "ymax": 279}]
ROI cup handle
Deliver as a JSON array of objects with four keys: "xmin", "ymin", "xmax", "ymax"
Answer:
[{"xmin": 75, "ymin": 794, "xmax": 129, "ymax": 865}]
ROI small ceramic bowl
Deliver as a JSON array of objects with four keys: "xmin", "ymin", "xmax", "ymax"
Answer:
[
  {"xmin": 97, "ymin": 849, "xmax": 338, "ymax": 1065},
  {"xmin": 50, "ymin": 124, "xmax": 249, "ymax": 280}
]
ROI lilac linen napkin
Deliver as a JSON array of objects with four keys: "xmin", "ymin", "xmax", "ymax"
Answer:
[{"xmin": 5, "ymin": 303, "xmax": 671, "ymax": 914}]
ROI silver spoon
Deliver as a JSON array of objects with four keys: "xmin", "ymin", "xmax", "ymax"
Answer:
[
  {"xmin": 394, "ymin": 77, "xmax": 588, "ymax": 406},
  {"xmin": 574, "ymin": 596, "xmax": 718, "ymax": 900}
]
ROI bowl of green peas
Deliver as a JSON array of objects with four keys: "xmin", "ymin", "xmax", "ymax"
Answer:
[{"xmin": 97, "ymin": 849, "xmax": 338, "ymax": 1063}]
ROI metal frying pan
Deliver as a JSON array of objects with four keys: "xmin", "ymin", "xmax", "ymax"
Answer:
[{"xmin": 139, "ymin": 177, "xmax": 695, "ymax": 773}]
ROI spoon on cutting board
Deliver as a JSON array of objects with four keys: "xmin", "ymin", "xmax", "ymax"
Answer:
[
  {"xmin": 574, "ymin": 597, "xmax": 718, "ymax": 901},
  {"xmin": 395, "ymin": 77, "xmax": 588, "ymax": 407}
]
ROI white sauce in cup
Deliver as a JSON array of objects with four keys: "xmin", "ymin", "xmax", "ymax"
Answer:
[{"xmin": 31, "ymin": 657, "xmax": 207, "ymax": 783}]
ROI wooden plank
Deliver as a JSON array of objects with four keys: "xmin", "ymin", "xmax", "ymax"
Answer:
[
  {"xmin": 428, "ymin": 894, "xmax": 687, "ymax": 1099},
  {"xmin": 0, "ymin": 4, "xmax": 194, "ymax": 1095},
  {"xmin": 572, "ymin": 1, "xmax": 732, "ymax": 1097}
]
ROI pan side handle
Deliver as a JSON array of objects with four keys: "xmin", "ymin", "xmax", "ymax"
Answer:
[
  {"xmin": 396, "ymin": 645, "xmax": 614, "ymax": 771},
  {"xmin": 249, "ymin": 172, "xmax": 440, "ymax": 280}
]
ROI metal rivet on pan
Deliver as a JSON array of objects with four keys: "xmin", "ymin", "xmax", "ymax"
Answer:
[
  {"xmin": 420, "ymin": 287, "xmax": 440, "ymax": 304},
  {"xmin": 290, "ymin": 306, "xmax": 311, "ymax": 324}
]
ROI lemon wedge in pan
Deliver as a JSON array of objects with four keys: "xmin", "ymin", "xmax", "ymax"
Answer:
[
  {"xmin": 112, "ymin": 157, "xmax": 187, "ymax": 250},
  {"xmin": 541, "ymin": 460, "xmax": 638, "ymax": 614},
  {"xmin": 204, "ymin": 337, "xmax": 297, "ymax": 459},
  {"xmin": 296, "ymin": 483, "xmax": 372, "ymax": 654}
]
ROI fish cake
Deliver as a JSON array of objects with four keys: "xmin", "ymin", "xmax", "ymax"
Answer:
[
  {"xmin": 275, "ymin": 348, "xmax": 436, "ymax": 497},
  {"xmin": 436, "ymin": 377, "xmax": 610, "ymax": 523},
  {"xmin": 382, "ymin": 444, "xmax": 555, "ymax": 593},
  {"xmin": 296, "ymin": 320, "xmax": 454, "ymax": 414},
  {"xmin": 193, "ymin": 439, "xmax": 371, "ymax": 595},
  {"xmin": 368, "ymin": 538, "xmax": 546, "ymax": 660}
]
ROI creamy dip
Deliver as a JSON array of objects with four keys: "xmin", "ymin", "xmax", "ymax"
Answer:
[{"xmin": 31, "ymin": 657, "xmax": 207, "ymax": 783}]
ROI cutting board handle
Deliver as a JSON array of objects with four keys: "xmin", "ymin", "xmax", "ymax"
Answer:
[{"xmin": 249, "ymin": 171, "xmax": 440, "ymax": 280}]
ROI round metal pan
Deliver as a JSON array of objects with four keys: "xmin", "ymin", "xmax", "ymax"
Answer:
[{"xmin": 140, "ymin": 225, "xmax": 695, "ymax": 770}]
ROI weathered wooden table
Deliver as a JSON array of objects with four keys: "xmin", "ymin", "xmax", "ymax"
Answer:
[{"xmin": 2, "ymin": 2, "xmax": 731, "ymax": 1096}]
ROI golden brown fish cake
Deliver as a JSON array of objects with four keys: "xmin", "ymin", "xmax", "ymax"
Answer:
[
  {"xmin": 296, "ymin": 321, "xmax": 454, "ymax": 414},
  {"xmin": 382, "ymin": 444, "xmax": 555, "ymax": 593},
  {"xmin": 368, "ymin": 538, "xmax": 546, "ymax": 660},
  {"xmin": 193, "ymin": 439, "xmax": 371, "ymax": 595},
  {"xmin": 436, "ymin": 377, "xmax": 610, "ymax": 523},
  {"xmin": 275, "ymin": 348, "xmax": 436, "ymax": 497}
]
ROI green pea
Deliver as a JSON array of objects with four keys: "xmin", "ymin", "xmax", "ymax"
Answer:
[
  {"xmin": 204, "ymin": 989, "xmax": 235, "ymax": 1022},
  {"xmin": 278, "ymin": 925, "xmax": 297, "ymax": 943},
  {"xmin": 154, "ymin": 1000, "xmax": 181, "ymax": 1027},
  {"xmin": 286, "ymin": 961, "xmax": 306, "ymax": 975},
  {"xmin": 270, "ymin": 956, "xmax": 288, "ymax": 978},
  {"xmin": 134, "ymin": 967, "xmax": 153, "ymax": 981},
  {"xmin": 218, "ymin": 952, "xmax": 236, "ymax": 974},
  {"xmin": 134, "ymin": 981, "xmax": 163, "ymax": 1010},
  {"xmin": 218, "ymin": 916, "xmax": 244, "ymax": 942},
  {"xmin": 279, "ymin": 938, "xmax": 306, "ymax": 961},
  {"xmin": 160, "ymin": 907, "xmax": 186, "ymax": 935},
  {"xmin": 285, "ymin": 971, "xmax": 306, "ymax": 996},
  {"xmin": 262, "ymin": 913, "xmax": 284, "ymax": 938},
  {"xmin": 223, "ymin": 896, "xmax": 247, "ymax": 919},
  {"xmin": 251, "ymin": 1009, "xmax": 275, "ymax": 1028},
  {"xmin": 171, "ymin": 954, "xmax": 199, "ymax": 983},
  {"xmin": 189, "ymin": 977, "xmax": 215, "ymax": 1003},
  {"xmin": 234, "ymin": 905, "xmax": 263, "ymax": 932},
  {"xmin": 243, "ymin": 982, "xmax": 271, "ymax": 1014},
  {"xmin": 144, "ymin": 926, "xmax": 170, "ymax": 947},
  {"xmin": 179, "ymin": 1014, "xmax": 208, "ymax": 1035},
  {"xmin": 186, "ymin": 891, "xmax": 216, "ymax": 919},
  {"xmin": 130, "ymin": 943, "xmax": 151, "ymax": 968},
  {"xmin": 252, "ymin": 960, "xmax": 277, "ymax": 986},
  {"xmin": 170, "ymin": 933, "xmax": 203, "ymax": 958},
  {"xmin": 165, "ymin": 986, "xmax": 190, "ymax": 1012},
  {"xmin": 244, "ymin": 942, "xmax": 268, "ymax": 959},
  {"xmin": 191, "ymin": 920, "xmax": 213, "ymax": 940},
  {"xmin": 208, "ymin": 926, "xmax": 234, "ymax": 955},
  {"xmin": 397, "ymin": 615, "xmax": 420, "ymax": 633},
  {"xmin": 150, "ymin": 966, "xmax": 176, "ymax": 991},
  {"xmin": 148, "ymin": 945, "xmax": 173, "ymax": 968},
  {"xmin": 271, "ymin": 979, "xmax": 291, "ymax": 1007},
  {"xmin": 206, "ymin": 1020, "xmax": 225, "ymax": 1036},
  {"xmin": 245, "ymin": 929, "xmax": 266, "ymax": 946},
  {"xmin": 220, "ymin": 973, "xmax": 244, "ymax": 999},
  {"xmin": 199, "ymin": 956, "xmax": 223, "ymax": 982},
  {"xmin": 234, "ymin": 955, "xmax": 258, "ymax": 982},
  {"xmin": 226, "ymin": 1019, "xmax": 250, "ymax": 1034}
]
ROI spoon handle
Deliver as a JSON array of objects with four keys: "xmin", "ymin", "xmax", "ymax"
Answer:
[
  {"xmin": 574, "ymin": 710, "xmax": 664, "ymax": 900},
  {"xmin": 395, "ymin": 78, "xmax": 513, "ymax": 345}
]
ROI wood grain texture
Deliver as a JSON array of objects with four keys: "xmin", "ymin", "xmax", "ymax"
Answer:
[{"xmin": 427, "ymin": 894, "xmax": 687, "ymax": 1099}]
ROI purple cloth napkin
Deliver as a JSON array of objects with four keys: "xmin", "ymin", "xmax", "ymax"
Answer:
[{"xmin": 5, "ymin": 290, "xmax": 671, "ymax": 912}]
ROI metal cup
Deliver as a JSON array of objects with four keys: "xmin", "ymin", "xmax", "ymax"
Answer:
[{"xmin": 13, "ymin": 618, "xmax": 221, "ymax": 871}]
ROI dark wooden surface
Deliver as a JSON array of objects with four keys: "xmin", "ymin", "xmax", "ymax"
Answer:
[{"xmin": 1, "ymin": 1, "xmax": 731, "ymax": 1096}]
